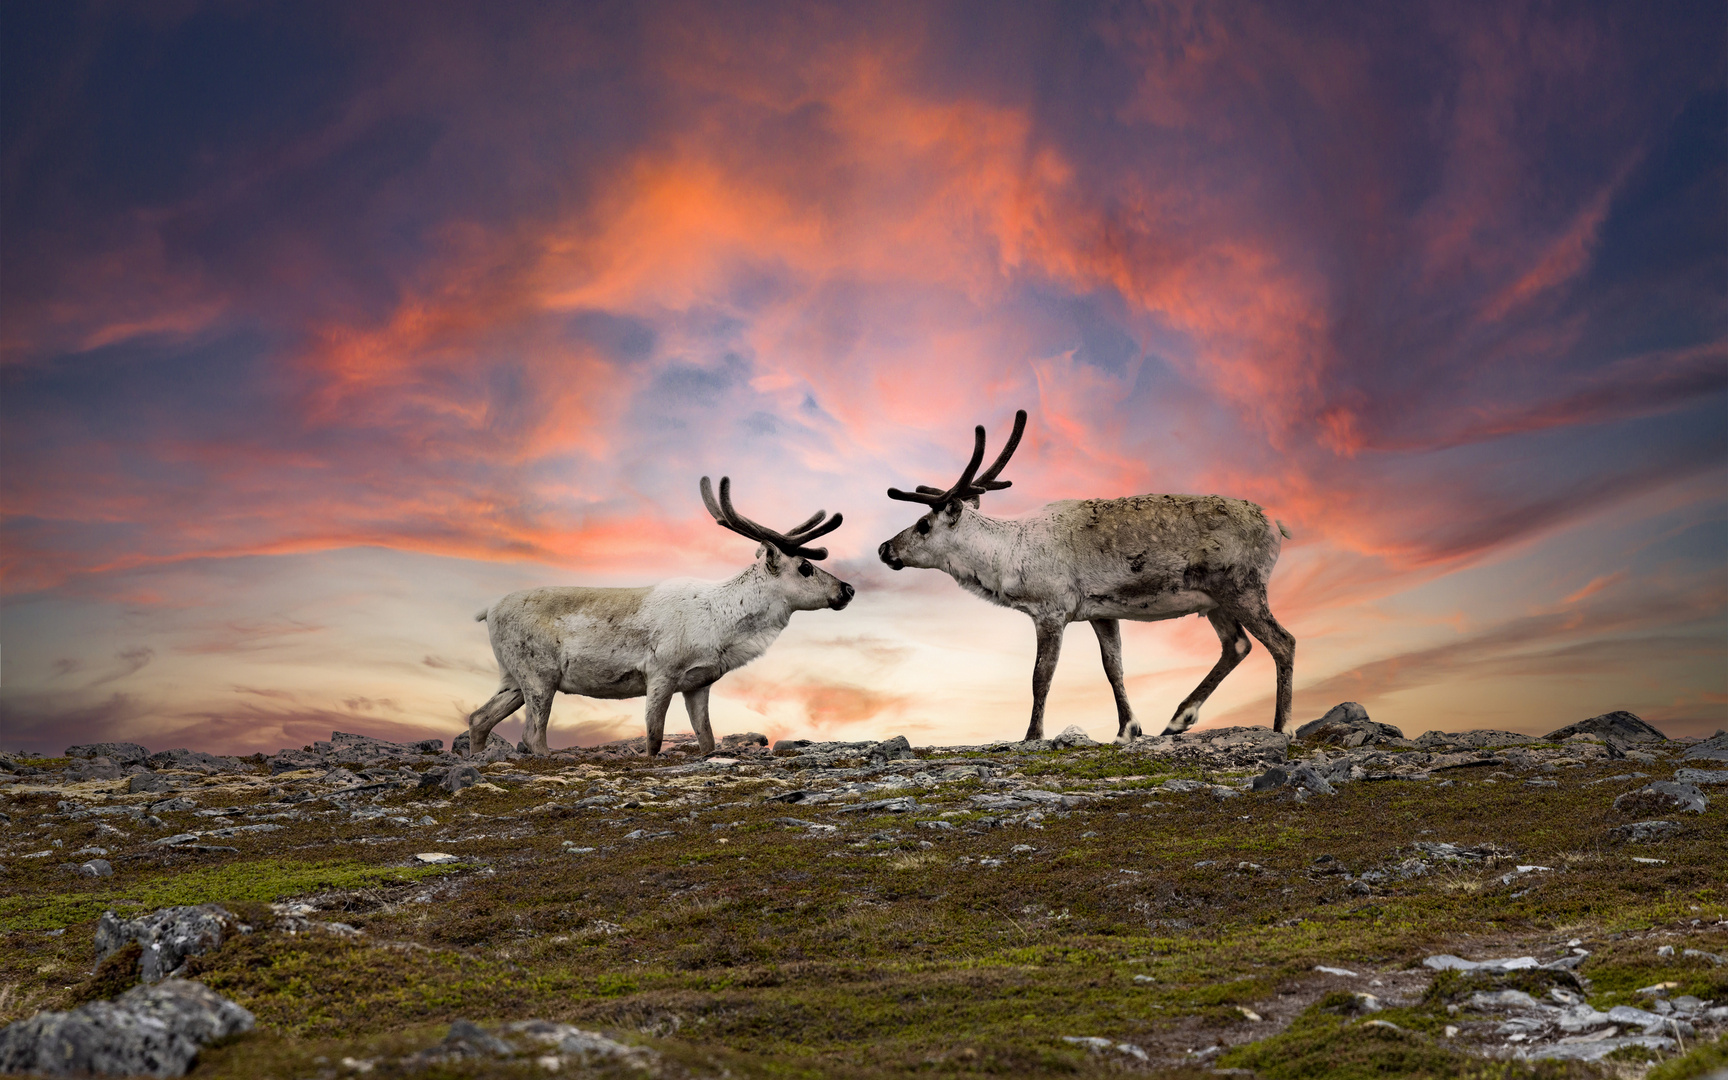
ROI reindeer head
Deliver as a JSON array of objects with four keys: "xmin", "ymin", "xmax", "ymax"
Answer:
[
  {"xmin": 878, "ymin": 409, "xmax": 1026, "ymax": 571},
  {"xmin": 701, "ymin": 476, "xmax": 854, "ymax": 610}
]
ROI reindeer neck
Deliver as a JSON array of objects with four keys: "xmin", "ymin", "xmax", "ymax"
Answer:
[
  {"xmin": 941, "ymin": 511, "xmax": 1037, "ymax": 603},
  {"xmin": 710, "ymin": 563, "xmax": 794, "ymax": 626}
]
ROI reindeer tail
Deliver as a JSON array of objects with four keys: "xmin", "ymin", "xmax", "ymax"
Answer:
[
  {"xmin": 1277, "ymin": 521, "xmax": 1293, "ymax": 540},
  {"xmin": 474, "ymin": 608, "xmax": 490, "ymax": 622}
]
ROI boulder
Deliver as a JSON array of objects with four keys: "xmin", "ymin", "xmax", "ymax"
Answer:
[
  {"xmin": 145, "ymin": 749, "xmax": 242, "ymax": 774},
  {"xmin": 1051, "ymin": 725, "xmax": 1098, "ymax": 749},
  {"xmin": 1425, "ymin": 730, "xmax": 1537, "ymax": 749},
  {"xmin": 1543, "ymin": 711, "xmax": 1667, "ymax": 744},
  {"xmin": 128, "ymin": 772, "xmax": 173, "ymax": 794},
  {"xmin": 718, "ymin": 732, "xmax": 768, "ymax": 750},
  {"xmin": 65, "ymin": 743, "xmax": 150, "ymax": 766},
  {"xmin": 1682, "ymin": 731, "xmax": 1728, "ymax": 763},
  {"xmin": 67, "ymin": 757, "xmax": 126, "ymax": 782},
  {"xmin": 1295, "ymin": 703, "xmax": 1403, "ymax": 747},
  {"xmin": 440, "ymin": 766, "xmax": 481, "ymax": 793},
  {"xmin": 95, "ymin": 905, "xmax": 247, "ymax": 983},
  {"xmin": 1674, "ymin": 767, "xmax": 1728, "ymax": 786},
  {"xmin": 1613, "ymin": 781, "xmax": 1707, "ymax": 816},
  {"xmin": 0, "ymin": 979, "xmax": 253, "ymax": 1077},
  {"xmin": 868, "ymin": 735, "xmax": 915, "ymax": 762},
  {"xmin": 265, "ymin": 749, "xmax": 324, "ymax": 774}
]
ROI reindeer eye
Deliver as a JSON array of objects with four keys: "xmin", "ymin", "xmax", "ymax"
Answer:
[
  {"xmin": 916, "ymin": 518, "xmax": 931, "ymax": 535},
  {"xmin": 798, "ymin": 561, "xmax": 814, "ymax": 577}
]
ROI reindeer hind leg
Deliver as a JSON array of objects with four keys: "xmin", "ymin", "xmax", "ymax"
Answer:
[
  {"xmin": 467, "ymin": 685, "xmax": 524, "ymax": 755},
  {"xmin": 1236, "ymin": 601, "xmax": 1295, "ymax": 733},
  {"xmin": 1164, "ymin": 610, "xmax": 1251, "ymax": 734}
]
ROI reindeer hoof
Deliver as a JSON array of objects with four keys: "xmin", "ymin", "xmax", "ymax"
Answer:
[{"xmin": 1114, "ymin": 721, "xmax": 1143, "ymax": 745}]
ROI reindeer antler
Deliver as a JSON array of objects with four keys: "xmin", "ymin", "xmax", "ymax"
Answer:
[
  {"xmin": 700, "ymin": 476, "xmax": 842, "ymax": 559},
  {"xmin": 887, "ymin": 409, "xmax": 1027, "ymax": 509}
]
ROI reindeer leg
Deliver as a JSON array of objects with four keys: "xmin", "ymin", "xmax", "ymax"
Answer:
[
  {"xmin": 467, "ymin": 686, "xmax": 524, "ymax": 755},
  {"xmin": 1236, "ymin": 598, "xmax": 1295, "ymax": 733},
  {"xmin": 1090, "ymin": 619, "xmax": 1139, "ymax": 743},
  {"xmin": 520, "ymin": 688, "xmax": 555, "ymax": 756},
  {"xmin": 1164, "ymin": 610, "xmax": 1251, "ymax": 735},
  {"xmin": 1025, "ymin": 616, "xmax": 1065, "ymax": 742},
  {"xmin": 684, "ymin": 684, "xmax": 716, "ymax": 756},
  {"xmin": 643, "ymin": 679, "xmax": 676, "ymax": 757}
]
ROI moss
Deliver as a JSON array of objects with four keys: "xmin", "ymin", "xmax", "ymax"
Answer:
[
  {"xmin": 0, "ymin": 859, "xmax": 457, "ymax": 932},
  {"xmin": 2, "ymin": 744, "xmax": 1723, "ymax": 1076},
  {"xmin": 68, "ymin": 940, "xmax": 142, "ymax": 1004},
  {"xmin": 1646, "ymin": 1035, "xmax": 1728, "ymax": 1080}
]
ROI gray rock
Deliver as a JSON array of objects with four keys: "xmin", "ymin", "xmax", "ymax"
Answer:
[
  {"xmin": 718, "ymin": 732, "xmax": 768, "ymax": 750},
  {"xmin": 147, "ymin": 797, "xmax": 198, "ymax": 813},
  {"xmin": 68, "ymin": 758, "xmax": 126, "ymax": 781},
  {"xmin": 128, "ymin": 773, "xmax": 173, "ymax": 794},
  {"xmin": 1613, "ymin": 781, "xmax": 1707, "ymax": 815},
  {"xmin": 80, "ymin": 860, "xmax": 114, "ymax": 878},
  {"xmin": 65, "ymin": 743, "xmax": 150, "ymax": 766},
  {"xmin": 1287, "ymin": 763, "xmax": 1336, "ymax": 795},
  {"xmin": 1251, "ymin": 766, "xmax": 1288, "ymax": 792},
  {"xmin": 772, "ymin": 738, "xmax": 813, "ymax": 753},
  {"xmin": 265, "ymin": 749, "xmax": 324, "ymax": 774},
  {"xmin": 145, "ymin": 749, "xmax": 242, "ymax": 774},
  {"xmin": 1674, "ymin": 768, "xmax": 1728, "ymax": 785},
  {"xmin": 451, "ymin": 731, "xmax": 472, "ymax": 755},
  {"xmin": 318, "ymin": 767, "xmax": 362, "ymax": 787},
  {"xmin": 1051, "ymin": 725, "xmax": 1098, "ymax": 749},
  {"xmin": 0, "ymin": 979, "xmax": 253, "ymax": 1077},
  {"xmin": 1682, "ymin": 732, "xmax": 1728, "ymax": 762},
  {"xmin": 1544, "ymin": 710, "xmax": 1667, "ymax": 744},
  {"xmin": 1129, "ymin": 725, "xmax": 1289, "ymax": 765},
  {"xmin": 1295, "ymin": 703, "xmax": 1403, "ymax": 746},
  {"xmin": 868, "ymin": 735, "xmax": 915, "ymax": 762},
  {"xmin": 441, "ymin": 765, "xmax": 481, "ymax": 793},
  {"xmin": 1609, "ymin": 820, "xmax": 1682, "ymax": 844},
  {"xmin": 95, "ymin": 905, "xmax": 246, "ymax": 983}
]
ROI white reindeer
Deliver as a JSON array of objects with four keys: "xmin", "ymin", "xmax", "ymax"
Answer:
[
  {"xmin": 467, "ymin": 478, "xmax": 854, "ymax": 757},
  {"xmin": 877, "ymin": 410, "xmax": 1294, "ymax": 742}
]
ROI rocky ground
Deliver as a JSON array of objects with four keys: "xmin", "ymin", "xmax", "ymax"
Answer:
[{"xmin": 0, "ymin": 706, "xmax": 1724, "ymax": 1079}]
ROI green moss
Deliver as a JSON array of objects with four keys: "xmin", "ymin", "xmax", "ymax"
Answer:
[
  {"xmin": 0, "ymin": 859, "xmax": 456, "ymax": 932},
  {"xmin": 1646, "ymin": 1035, "xmax": 1728, "ymax": 1080}
]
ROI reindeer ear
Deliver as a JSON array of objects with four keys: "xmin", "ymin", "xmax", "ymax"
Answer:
[
  {"xmin": 964, "ymin": 496, "xmax": 981, "ymax": 509},
  {"xmin": 942, "ymin": 499, "xmax": 966, "ymax": 520},
  {"xmin": 760, "ymin": 543, "xmax": 782, "ymax": 571}
]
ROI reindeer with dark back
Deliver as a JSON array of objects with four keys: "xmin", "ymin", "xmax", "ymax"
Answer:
[{"xmin": 878, "ymin": 410, "xmax": 1295, "ymax": 741}]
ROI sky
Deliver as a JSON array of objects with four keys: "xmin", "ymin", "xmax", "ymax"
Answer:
[{"xmin": 2, "ymin": 0, "xmax": 1724, "ymax": 757}]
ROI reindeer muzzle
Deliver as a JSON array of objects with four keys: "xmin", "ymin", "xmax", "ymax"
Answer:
[
  {"xmin": 877, "ymin": 541, "xmax": 904, "ymax": 571},
  {"xmin": 830, "ymin": 582, "xmax": 856, "ymax": 610}
]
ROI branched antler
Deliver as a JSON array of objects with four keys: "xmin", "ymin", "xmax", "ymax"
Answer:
[
  {"xmin": 700, "ymin": 476, "xmax": 842, "ymax": 559},
  {"xmin": 887, "ymin": 409, "xmax": 1027, "ymax": 509}
]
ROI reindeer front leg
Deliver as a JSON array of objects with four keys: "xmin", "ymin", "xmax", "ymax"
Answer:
[
  {"xmin": 642, "ymin": 676, "xmax": 676, "ymax": 757},
  {"xmin": 1025, "ymin": 615, "xmax": 1065, "ymax": 741},
  {"xmin": 1091, "ymin": 619, "xmax": 1139, "ymax": 742}
]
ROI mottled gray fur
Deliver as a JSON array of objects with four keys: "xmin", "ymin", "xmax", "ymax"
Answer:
[
  {"xmin": 880, "ymin": 491, "xmax": 1294, "ymax": 741},
  {"xmin": 469, "ymin": 545, "xmax": 852, "ymax": 758}
]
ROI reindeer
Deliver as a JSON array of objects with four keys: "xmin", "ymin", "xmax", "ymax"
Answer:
[
  {"xmin": 467, "ymin": 478, "xmax": 854, "ymax": 757},
  {"xmin": 878, "ymin": 410, "xmax": 1294, "ymax": 742}
]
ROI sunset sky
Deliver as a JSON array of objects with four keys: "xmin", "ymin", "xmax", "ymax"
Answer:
[{"xmin": 2, "ymin": 1, "xmax": 1724, "ymax": 757}]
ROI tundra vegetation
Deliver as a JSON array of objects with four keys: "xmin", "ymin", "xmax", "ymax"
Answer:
[{"xmin": 0, "ymin": 717, "xmax": 1723, "ymax": 1078}]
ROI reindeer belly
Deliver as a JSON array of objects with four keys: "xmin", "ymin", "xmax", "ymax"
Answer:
[{"xmin": 1078, "ymin": 586, "xmax": 1217, "ymax": 622}]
